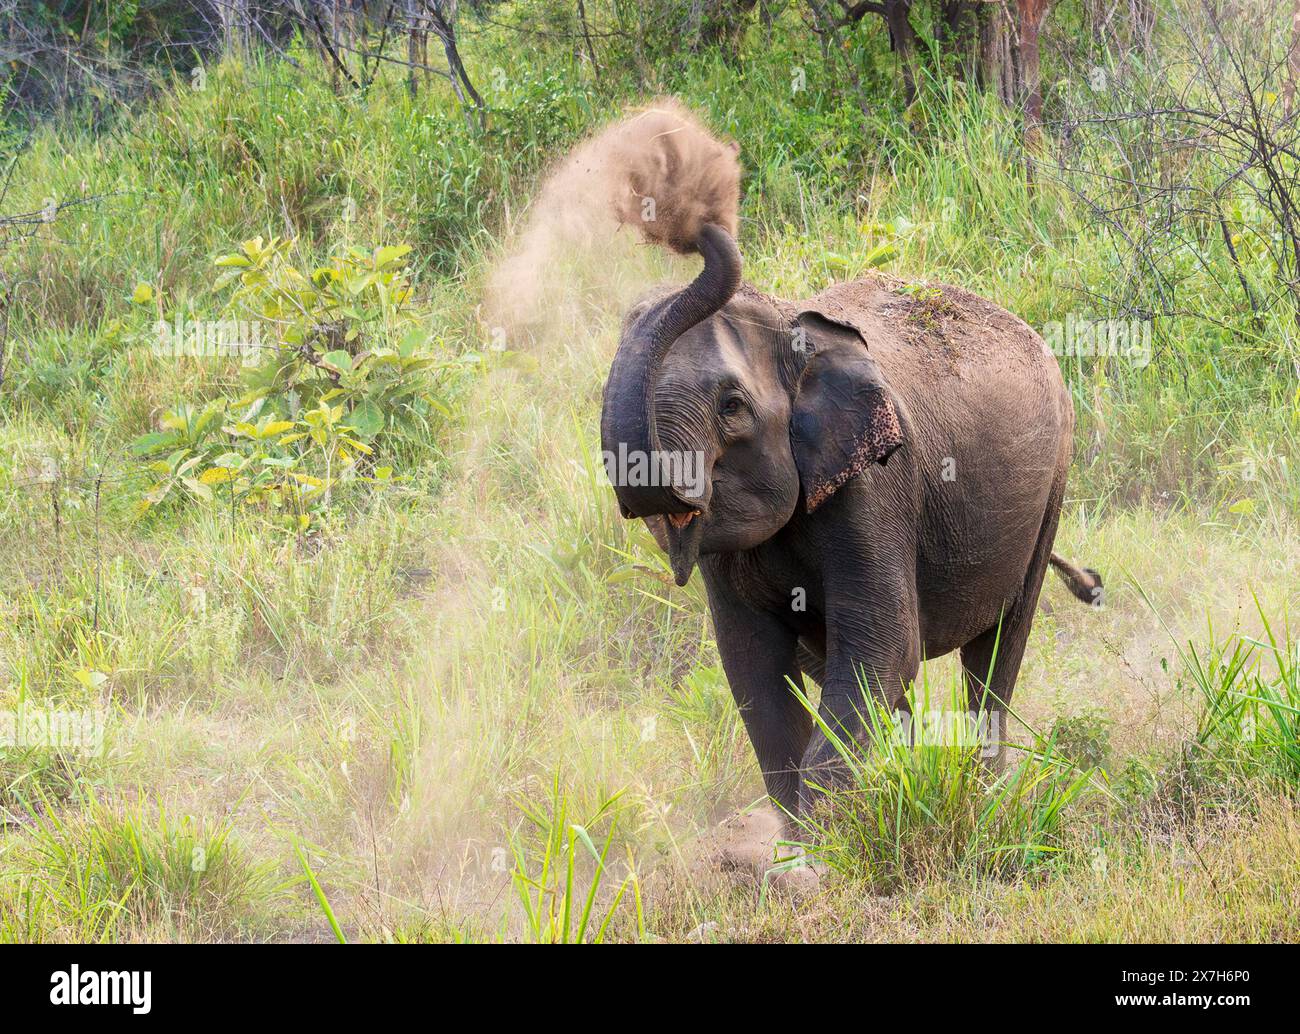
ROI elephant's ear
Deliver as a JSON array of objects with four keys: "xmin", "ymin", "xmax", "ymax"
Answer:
[{"xmin": 789, "ymin": 312, "xmax": 904, "ymax": 513}]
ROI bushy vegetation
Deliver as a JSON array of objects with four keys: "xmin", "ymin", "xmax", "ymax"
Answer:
[
  {"xmin": 789, "ymin": 678, "xmax": 1102, "ymax": 892},
  {"xmin": 0, "ymin": 4, "xmax": 1296, "ymax": 942},
  {"xmin": 3, "ymin": 794, "xmax": 280, "ymax": 942}
]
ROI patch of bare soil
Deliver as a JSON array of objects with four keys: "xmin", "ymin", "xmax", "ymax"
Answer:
[{"xmin": 697, "ymin": 805, "xmax": 821, "ymax": 896}]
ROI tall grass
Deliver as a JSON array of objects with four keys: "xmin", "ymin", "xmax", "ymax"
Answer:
[
  {"xmin": 3, "ymin": 793, "xmax": 281, "ymax": 942},
  {"xmin": 0, "ymin": 16, "xmax": 1297, "ymax": 943},
  {"xmin": 789, "ymin": 676, "xmax": 1100, "ymax": 892},
  {"xmin": 1183, "ymin": 602, "xmax": 1300, "ymax": 791},
  {"xmin": 509, "ymin": 776, "xmax": 643, "ymax": 943}
]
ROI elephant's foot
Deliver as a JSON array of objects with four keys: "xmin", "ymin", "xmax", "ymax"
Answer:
[{"xmin": 706, "ymin": 805, "xmax": 821, "ymax": 895}]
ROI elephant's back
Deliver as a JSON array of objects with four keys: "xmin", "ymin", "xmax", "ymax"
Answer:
[
  {"xmin": 801, "ymin": 275, "xmax": 1064, "ymax": 396},
  {"xmin": 801, "ymin": 275, "xmax": 1070, "ymax": 439},
  {"xmin": 802, "ymin": 276, "xmax": 1074, "ymax": 647}
]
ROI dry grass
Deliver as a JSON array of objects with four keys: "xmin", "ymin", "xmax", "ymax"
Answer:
[{"xmin": 1, "ymin": 43, "xmax": 1297, "ymax": 943}]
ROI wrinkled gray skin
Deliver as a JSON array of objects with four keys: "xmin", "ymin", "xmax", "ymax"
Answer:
[{"xmin": 600, "ymin": 224, "xmax": 1101, "ymax": 820}]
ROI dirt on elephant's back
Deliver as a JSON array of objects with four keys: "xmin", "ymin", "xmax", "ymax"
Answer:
[
  {"xmin": 881, "ymin": 288, "xmax": 969, "ymax": 357},
  {"xmin": 822, "ymin": 275, "xmax": 1046, "ymax": 376}
]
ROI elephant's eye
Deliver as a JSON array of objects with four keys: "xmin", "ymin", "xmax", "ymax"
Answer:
[{"xmin": 719, "ymin": 394, "xmax": 746, "ymax": 418}]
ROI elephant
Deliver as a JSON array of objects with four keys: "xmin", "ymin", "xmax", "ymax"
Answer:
[{"xmin": 600, "ymin": 222, "xmax": 1102, "ymax": 821}]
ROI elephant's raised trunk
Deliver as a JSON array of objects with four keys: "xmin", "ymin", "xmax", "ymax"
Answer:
[{"xmin": 600, "ymin": 223, "xmax": 741, "ymax": 519}]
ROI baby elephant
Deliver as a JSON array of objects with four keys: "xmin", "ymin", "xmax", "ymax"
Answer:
[{"xmin": 600, "ymin": 223, "xmax": 1101, "ymax": 817}]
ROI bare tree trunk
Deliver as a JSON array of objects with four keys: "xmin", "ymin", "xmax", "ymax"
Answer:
[
  {"xmin": 1016, "ymin": 0, "xmax": 1051, "ymax": 191},
  {"xmin": 331, "ymin": 0, "xmax": 341, "ymax": 92},
  {"xmin": 220, "ymin": 0, "xmax": 252, "ymax": 57},
  {"xmin": 427, "ymin": 2, "xmax": 484, "ymax": 129},
  {"xmin": 979, "ymin": 0, "xmax": 1018, "ymax": 106},
  {"xmin": 1129, "ymin": 0, "xmax": 1156, "ymax": 55},
  {"xmin": 406, "ymin": 0, "xmax": 421, "ymax": 96},
  {"xmin": 1017, "ymin": 0, "xmax": 1049, "ymax": 147},
  {"xmin": 883, "ymin": 1, "xmax": 919, "ymax": 102},
  {"xmin": 940, "ymin": 1, "xmax": 981, "ymax": 80},
  {"xmin": 577, "ymin": 0, "xmax": 601, "ymax": 76}
]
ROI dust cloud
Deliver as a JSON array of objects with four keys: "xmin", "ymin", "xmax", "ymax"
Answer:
[
  {"xmin": 379, "ymin": 100, "xmax": 744, "ymax": 924},
  {"xmin": 484, "ymin": 97, "xmax": 742, "ymax": 351}
]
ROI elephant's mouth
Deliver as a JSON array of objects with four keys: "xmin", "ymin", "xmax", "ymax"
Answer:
[{"xmin": 658, "ymin": 509, "xmax": 706, "ymax": 587}]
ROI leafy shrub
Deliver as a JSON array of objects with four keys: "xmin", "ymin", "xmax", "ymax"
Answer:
[
  {"xmin": 131, "ymin": 237, "xmax": 467, "ymax": 525},
  {"xmin": 1049, "ymin": 709, "xmax": 1113, "ymax": 771}
]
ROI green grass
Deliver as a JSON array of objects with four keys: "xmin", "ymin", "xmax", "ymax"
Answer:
[
  {"xmin": 0, "ymin": 15, "xmax": 1297, "ymax": 941},
  {"xmin": 509, "ymin": 776, "xmax": 643, "ymax": 944},
  {"xmin": 1, "ymin": 793, "xmax": 281, "ymax": 942},
  {"xmin": 1163, "ymin": 598, "xmax": 1300, "ymax": 803},
  {"xmin": 788, "ymin": 677, "xmax": 1102, "ymax": 892}
]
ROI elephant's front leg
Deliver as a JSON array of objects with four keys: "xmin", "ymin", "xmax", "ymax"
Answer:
[
  {"xmin": 797, "ymin": 571, "xmax": 921, "ymax": 814},
  {"xmin": 705, "ymin": 578, "xmax": 813, "ymax": 819}
]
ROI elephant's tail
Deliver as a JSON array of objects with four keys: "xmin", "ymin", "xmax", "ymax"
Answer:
[{"xmin": 1048, "ymin": 553, "xmax": 1104, "ymax": 607}]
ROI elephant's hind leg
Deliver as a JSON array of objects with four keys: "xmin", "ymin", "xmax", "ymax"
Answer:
[
  {"xmin": 959, "ymin": 620, "xmax": 1032, "ymax": 765},
  {"xmin": 960, "ymin": 473, "xmax": 1067, "ymax": 763}
]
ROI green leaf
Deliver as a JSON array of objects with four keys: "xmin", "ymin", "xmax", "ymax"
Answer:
[
  {"xmin": 863, "ymin": 240, "xmax": 898, "ymax": 268},
  {"xmin": 321, "ymin": 349, "xmax": 354, "ymax": 373},
  {"xmin": 399, "ymin": 327, "xmax": 427, "ymax": 357},
  {"xmin": 130, "ymin": 431, "xmax": 177, "ymax": 455},
  {"xmin": 348, "ymin": 400, "xmax": 384, "ymax": 438},
  {"xmin": 374, "ymin": 244, "xmax": 412, "ymax": 268},
  {"xmin": 295, "ymin": 841, "xmax": 347, "ymax": 944},
  {"xmin": 192, "ymin": 403, "xmax": 225, "ymax": 439},
  {"xmin": 73, "ymin": 668, "xmax": 109, "ymax": 690}
]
